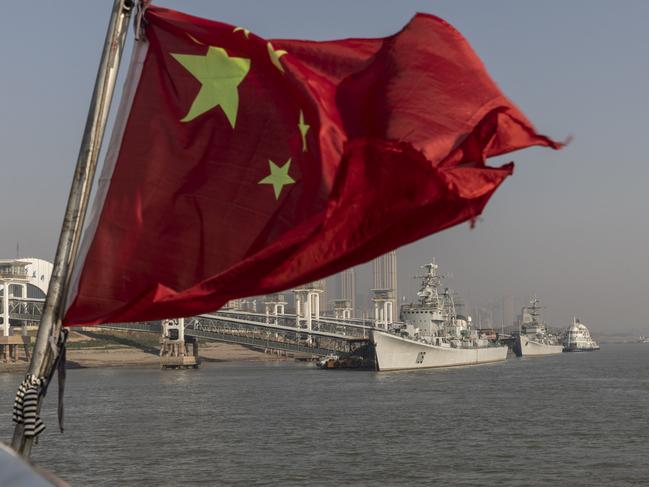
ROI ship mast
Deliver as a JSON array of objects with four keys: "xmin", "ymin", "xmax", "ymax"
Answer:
[
  {"xmin": 415, "ymin": 259, "xmax": 442, "ymax": 307},
  {"xmin": 529, "ymin": 297, "xmax": 541, "ymax": 324},
  {"xmin": 501, "ymin": 295, "xmax": 505, "ymax": 336}
]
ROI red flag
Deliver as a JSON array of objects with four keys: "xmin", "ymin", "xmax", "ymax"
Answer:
[{"xmin": 64, "ymin": 6, "xmax": 561, "ymax": 325}]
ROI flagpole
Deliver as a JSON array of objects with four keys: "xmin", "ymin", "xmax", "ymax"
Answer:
[{"xmin": 11, "ymin": 0, "xmax": 136, "ymax": 457}]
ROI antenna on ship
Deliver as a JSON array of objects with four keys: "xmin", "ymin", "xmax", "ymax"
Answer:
[{"xmin": 501, "ymin": 295, "xmax": 505, "ymax": 336}]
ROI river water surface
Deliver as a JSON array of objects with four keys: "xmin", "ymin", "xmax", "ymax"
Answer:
[{"xmin": 1, "ymin": 343, "xmax": 648, "ymax": 486}]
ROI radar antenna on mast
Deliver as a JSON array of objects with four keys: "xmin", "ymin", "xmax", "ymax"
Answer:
[{"xmin": 413, "ymin": 258, "xmax": 450, "ymax": 308}]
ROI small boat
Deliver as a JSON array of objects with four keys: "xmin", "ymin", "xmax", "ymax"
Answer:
[
  {"xmin": 563, "ymin": 318, "xmax": 600, "ymax": 352},
  {"xmin": 315, "ymin": 354, "xmax": 339, "ymax": 368}
]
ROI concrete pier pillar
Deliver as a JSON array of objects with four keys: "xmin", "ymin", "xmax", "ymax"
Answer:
[
  {"xmin": 178, "ymin": 317, "xmax": 185, "ymax": 342},
  {"xmin": 385, "ymin": 301, "xmax": 393, "ymax": 325},
  {"xmin": 305, "ymin": 294, "xmax": 312, "ymax": 333},
  {"xmin": 372, "ymin": 288, "xmax": 395, "ymax": 330},
  {"xmin": 2, "ymin": 281, "xmax": 9, "ymax": 337},
  {"xmin": 160, "ymin": 318, "xmax": 198, "ymax": 369},
  {"xmin": 312, "ymin": 292, "xmax": 320, "ymax": 320}
]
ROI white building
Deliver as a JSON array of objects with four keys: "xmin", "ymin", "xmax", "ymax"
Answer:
[{"xmin": 0, "ymin": 258, "xmax": 52, "ymax": 336}]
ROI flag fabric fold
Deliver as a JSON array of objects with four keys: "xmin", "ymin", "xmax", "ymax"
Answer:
[{"xmin": 64, "ymin": 6, "xmax": 561, "ymax": 325}]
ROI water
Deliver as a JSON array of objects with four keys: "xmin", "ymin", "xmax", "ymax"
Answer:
[{"xmin": 1, "ymin": 343, "xmax": 648, "ymax": 486}]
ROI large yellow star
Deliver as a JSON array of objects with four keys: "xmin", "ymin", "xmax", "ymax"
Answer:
[
  {"xmin": 171, "ymin": 46, "xmax": 250, "ymax": 127},
  {"xmin": 258, "ymin": 159, "xmax": 295, "ymax": 199}
]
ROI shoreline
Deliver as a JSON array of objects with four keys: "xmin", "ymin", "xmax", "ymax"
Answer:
[{"xmin": 0, "ymin": 331, "xmax": 288, "ymax": 374}]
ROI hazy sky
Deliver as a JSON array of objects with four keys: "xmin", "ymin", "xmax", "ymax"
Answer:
[{"xmin": 1, "ymin": 1, "xmax": 647, "ymax": 333}]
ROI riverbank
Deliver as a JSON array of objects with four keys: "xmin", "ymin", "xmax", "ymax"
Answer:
[{"xmin": 0, "ymin": 329, "xmax": 283, "ymax": 373}]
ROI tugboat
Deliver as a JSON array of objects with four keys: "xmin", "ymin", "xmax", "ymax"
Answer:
[
  {"xmin": 315, "ymin": 354, "xmax": 339, "ymax": 368},
  {"xmin": 563, "ymin": 318, "xmax": 600, "ymax": 352},
  {"xmin": 371, "ymin": 260, "xmax": 507, "ymax": 371},
  {"xmin": 513, "ymin": 298, "xmax": 564, "ymax": 357}
]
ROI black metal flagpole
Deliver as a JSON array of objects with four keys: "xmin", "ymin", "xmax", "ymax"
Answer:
[{"xmin": 11, "ymin": 0, "xmax": 136, "ymax": 457}]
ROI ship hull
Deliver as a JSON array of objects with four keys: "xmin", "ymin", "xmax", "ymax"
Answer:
[
  {"xmin": 371, "ymin": 330, "xmax": 508, "ymax": 371},
  {"xmin": 513, "ymin": 335, "xmax": 564, "ymax": 357},
  {"xmin": 563, "ymin": 345, "xmax": 600, "ymax": 352}
]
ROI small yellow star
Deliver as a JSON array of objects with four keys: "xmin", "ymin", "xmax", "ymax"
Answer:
[
  {"xmin": 258, "ymin": 159, "xmax": 295, "ymax": 199},
  {"xmin": 267, "ymin": 42, "xmax": 287, "ymax": 72},
  {"xmin": 298, "ymin": 110, "xmax": 310, "ymax": 152},
  {"xmin": 233, "ymin": 26, "xmax": 251, "ymax": 38}
]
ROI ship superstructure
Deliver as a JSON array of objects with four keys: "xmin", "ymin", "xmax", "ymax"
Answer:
[
  {"xmin": 371, "ymin": 260, "xmax": 507, "ymax": 371},
  {"xmin": 513, "ymin": 297, "xmax": 563, "ymax": 357}
]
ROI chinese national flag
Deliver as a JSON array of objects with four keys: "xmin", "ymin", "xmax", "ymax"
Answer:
[{"xmin": 64, "ymin": 6, "xmax": 561, "ymax": 325}]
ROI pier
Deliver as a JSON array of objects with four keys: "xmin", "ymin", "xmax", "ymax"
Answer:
[
  {"xmin": 1, "ymin": 257, "xmax": 377, "ymax": 366},
  {"xmin": 159, "ymin": 318, "xmax": 200, "ymax": 369},
  {"xmin": 0, "ymin": 294, "xmax": 374, "ymax": 366},
  {"xmin": 103, "ymin": 309, "xmax": 374, "ymax": 361},
  {"xmin": 0, "ymin": 296, "xmax": 44, "ymax": 364}
]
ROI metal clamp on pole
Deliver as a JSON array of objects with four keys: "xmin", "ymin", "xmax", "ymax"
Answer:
[{"xmin": 10, "ymin": 0, "xmax": 136, "ymax": 458}]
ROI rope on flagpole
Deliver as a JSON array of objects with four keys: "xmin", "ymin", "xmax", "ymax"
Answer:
[
  {"xmin": 134, "ymin": 0, "xmax": 152, "ymax": 40},
  {"xmin": 10, "ymin": 0, "xmax": 136, "ymax": 458}
]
